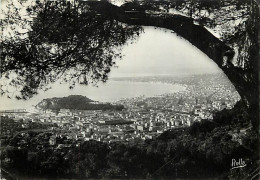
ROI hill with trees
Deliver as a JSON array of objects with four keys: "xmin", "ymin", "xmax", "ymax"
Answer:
[{"xmin": 36, "ymin": 95, "xmax": 124, "ymax": 111}]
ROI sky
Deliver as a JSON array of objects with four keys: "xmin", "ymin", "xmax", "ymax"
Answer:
[
  {"xmin": 109, "ymin": 26, "xmax": 222, "ymax": 77},
  {"xmin": 0, "ymin": 26, "xmax": 225, "ymax": 110}
]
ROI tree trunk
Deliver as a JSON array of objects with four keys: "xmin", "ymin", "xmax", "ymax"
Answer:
[{"xmin": 88, "ymin": 1, "xmax": 258, "ymax": 129}]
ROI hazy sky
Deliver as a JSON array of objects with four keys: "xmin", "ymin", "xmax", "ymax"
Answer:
[
  {"xmin": 110, "ymin": 26, "xmax": 222, "ymax": 77},
  {"xmin": 0, "ymin": 27, "xmax": 225, "ymax": 110}
]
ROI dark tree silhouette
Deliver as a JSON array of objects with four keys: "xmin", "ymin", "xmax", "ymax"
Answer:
[
  {"xmin": 1, "ymin": 0, "xmax": 142, "ymax": 99},
  {"xmin": 1, "ymin": 0, "xmax": 258, "ymax": 126}
]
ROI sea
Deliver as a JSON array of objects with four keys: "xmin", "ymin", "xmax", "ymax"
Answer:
[{"xmin": 0, "ymin": 80, "xmax": 186, "ymax": 110}]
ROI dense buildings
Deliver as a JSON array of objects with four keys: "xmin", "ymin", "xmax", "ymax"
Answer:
[{"xmin": 0, "ymin": 74, "xmax": 240, "ymax": 149}]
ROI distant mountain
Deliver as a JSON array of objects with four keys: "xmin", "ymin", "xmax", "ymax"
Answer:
[{"xmin": 36, "ymin": 95, "xmax": 124, "ymax": 111}]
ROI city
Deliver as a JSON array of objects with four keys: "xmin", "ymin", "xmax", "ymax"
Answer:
[{"xmin": 0, "ymin": 74, "xmax": 240, "ymax": 151}]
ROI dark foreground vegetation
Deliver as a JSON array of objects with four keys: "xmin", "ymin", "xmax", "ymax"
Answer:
[{"xmin": 1, "ymin": 101, "xmax": 258, "ymax": 179}]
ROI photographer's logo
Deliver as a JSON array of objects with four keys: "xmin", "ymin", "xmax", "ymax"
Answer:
[{"xmin": 231, "ymin": 158, "xmax": 246, "ymax": 170}]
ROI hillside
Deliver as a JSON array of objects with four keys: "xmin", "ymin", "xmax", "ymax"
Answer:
[{"xmin": 36, "ymin": 95, "xmax": 124, "ymax": 111}]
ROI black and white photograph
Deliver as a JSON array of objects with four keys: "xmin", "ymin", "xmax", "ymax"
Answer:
[{"xmin": 0, "ymin": 0, "xmax": 259, "ymax": 179}]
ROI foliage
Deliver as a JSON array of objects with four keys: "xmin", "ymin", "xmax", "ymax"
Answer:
[
  {"xmin": 1, "ymin": 0, "xmax": 142, "ymax": 99},
  {"xmin": 36, "ymin": 95, "xmax": 125, "ymax": 111},
  {"xmin": 0, "ymin": 0, "xmax": 254, "ymax": 102}
]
